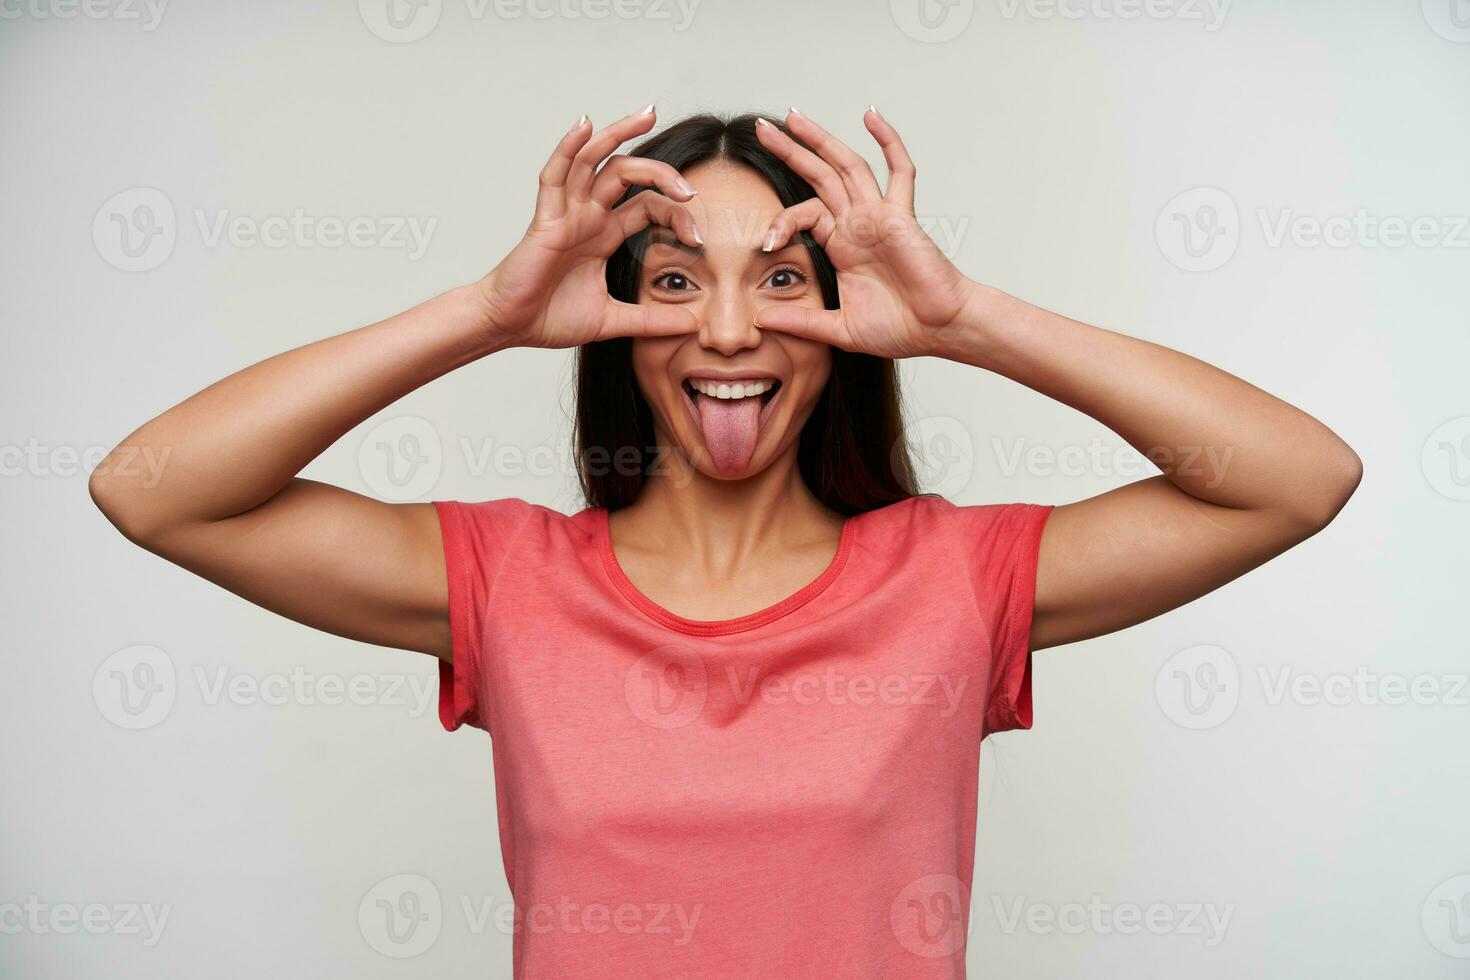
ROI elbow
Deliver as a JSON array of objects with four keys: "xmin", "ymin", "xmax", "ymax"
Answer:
[
  {"xmin": 1286, "ymin": 442, "xmax": 1364, "ymax": 536},
  {"xmin": 89, "ymin": 464, "xmax": 165, "ymax": 547},
  {"xmin": 89, "ymin": 465, "xmax": 135, "ymax": 540},
  {"xmin": 1320, "ymin": 442, "xmax": 1364, "ymax": 524}
]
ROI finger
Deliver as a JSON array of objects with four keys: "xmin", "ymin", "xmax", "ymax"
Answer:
[
  {"xmin": 600, "ymin": 298, "xmax": 698, "ymax": 339},
  {"xmin": 612, "ymin": 189, "xmax": 703, "ymax": 250},
  {"xmin": 784, "ymin": 107, "xmax": 883, "ymax": 204},
  {"xmin": 761, "ymin": 198, "xmax": 836, "ymax": 253},
  {"xmin": 591, "ymin": 156, "xmax": 697, "ymax": 209},
  {"xmin": 568, "ymin": 104, "xmax": 659, "ymax": 201},
  {"xmin": 753, "ymin": 116, "xmax": 852, "ymax": 214},
  {"xmin": 534, "ymin": 114, "xmax": 595, "ymax": 220},
  {"xmin": 863, "ymin": 106, "xmax": 916, "ymax": 211},
  {"xmin": 754, "ymin": 304, "xmax": 850, "ymax": 349}
]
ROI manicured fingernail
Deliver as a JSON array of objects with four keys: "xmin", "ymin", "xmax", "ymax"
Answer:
[
  {"xmin": 755, "ymin": 116, "xmax": 774, "ymax": 129},
  {"xmin": 639, "ymin": 103, "xmax": 655, "ymax": 116},
  {"xmin": 675, "ymin": 177, "xmax": 697, "ymax": 197},
  {"xmin": 570, "ymin": 113, "xmax": 588, "ymax": 132},
  {"xmin": 867, "ymin": 104, "xmax": 881, "ymax": 118},
  {"xmin": 692, "ymin": 225, "xmax": 704, "ymax": 245},
  {"xmin": 787, "ymin": 106, "xmax": 802, "ymax": 117},
  {"xmin": 761, "ymin": 227, "xmax": 780, "ymax": 252}
]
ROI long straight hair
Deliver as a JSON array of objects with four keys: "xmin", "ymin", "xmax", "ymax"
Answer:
[{"xmin": 575, "ymin": 112, "xmax": 917, "ymax": 515}]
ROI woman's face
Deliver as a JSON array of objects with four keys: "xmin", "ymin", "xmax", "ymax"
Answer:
[{"xmin": 630, "ymin": 160, "xmax": 832, "ymax": 480}]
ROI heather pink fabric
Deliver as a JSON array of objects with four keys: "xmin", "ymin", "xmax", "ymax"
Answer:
[{"xmin": 433, "ymin": 494, "xmax": 1053, "ymax": 979}]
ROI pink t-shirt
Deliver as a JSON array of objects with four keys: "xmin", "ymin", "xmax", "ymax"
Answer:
[{"xmin": 434, "ymin": 493, "xmax": 1052, "ymax": 978}]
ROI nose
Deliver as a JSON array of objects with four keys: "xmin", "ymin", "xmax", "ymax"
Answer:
[{"xmin": 697, "ymin": 294, "xmax": 762, "ymax": 356}]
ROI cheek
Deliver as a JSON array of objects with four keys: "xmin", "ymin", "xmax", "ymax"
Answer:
[
  {"xmin": 790, "ymin": 344, "xmax": 833, "ymax": 405},
  {"xmin": 630, "ymin": 338, "xmax": 677, "ymax": 394}
]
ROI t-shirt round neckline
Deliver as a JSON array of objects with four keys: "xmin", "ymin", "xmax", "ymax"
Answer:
[{"xmin": 592, "ymin": 507, "xmax": 857, "ymax": 636}]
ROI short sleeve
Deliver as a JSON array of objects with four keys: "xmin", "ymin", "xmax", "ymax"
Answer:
[
  {"xmin": 958, "ymin": 502, "xmax": 1054, "ymax": 737},
  {"xmin": 432, "ymin": 497, "xmax": 533, "ymax": 734}
]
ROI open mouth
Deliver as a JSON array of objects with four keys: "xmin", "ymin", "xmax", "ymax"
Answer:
[
  {"xmin": 680, "ymin": 376, "xmax": 784, "ymax": 476},
  {"xmin": 682, "ymin": 377, "xmax": 782, "ymax": 406}
]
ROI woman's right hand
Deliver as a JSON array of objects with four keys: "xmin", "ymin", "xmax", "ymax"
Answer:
[{"xmin": 476, "ymin": 105, "xmax": 705, "ymax": 349}]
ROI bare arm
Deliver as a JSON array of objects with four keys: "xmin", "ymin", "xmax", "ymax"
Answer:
[
  {"xmin": 89, "ymin": 287, "xmax": 496, "ymax": 658},
  {"xmin": 940, "ymin": 287, "xmax": 1363, "ymax": 650},
  {"xmin": 89, "ymin": 106, "xmax": 701, "ymax": 660}
]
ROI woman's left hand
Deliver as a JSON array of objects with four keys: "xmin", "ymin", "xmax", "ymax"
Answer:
[{"xmin": 752, "ymin": 108, "xmax": 975, "ymax": 360}]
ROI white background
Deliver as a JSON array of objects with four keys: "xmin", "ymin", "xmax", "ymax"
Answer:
[{"xmin": 3, "ymin": 0, "xmax": 1468, "ymax": 976}]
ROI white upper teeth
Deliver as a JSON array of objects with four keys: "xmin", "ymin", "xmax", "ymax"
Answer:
[{"xmin": 689, "ymin": 379, "xmax": 775, "ymax": 400}]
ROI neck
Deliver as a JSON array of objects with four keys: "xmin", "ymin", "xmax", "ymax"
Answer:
[{"xmin": 611, "ymin": 437, "xmax": 842, "ymax": 567}]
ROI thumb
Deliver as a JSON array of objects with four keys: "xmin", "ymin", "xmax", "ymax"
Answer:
[{"xmin": 600, "ymin": 298, "xmax": 698, "ymax": 340}]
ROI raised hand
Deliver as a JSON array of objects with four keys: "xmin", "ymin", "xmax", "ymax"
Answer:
[
  {"xmin": 477, "ymin": 106, "xmax": 705, "ymax": 349},
  {"xmin": 752, "ymin": 108, "xmax": 974, "ymax": 360}
]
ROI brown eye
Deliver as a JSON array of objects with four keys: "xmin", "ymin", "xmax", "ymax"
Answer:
[
  {"xmin": 763, "ymin": 267, "xmax": 808, "ymax": 290},
  {"xmin": 652, "ymin": 272, "xmax": 694, "ymax": 292}
]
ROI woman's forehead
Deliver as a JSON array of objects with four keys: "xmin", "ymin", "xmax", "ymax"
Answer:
[{"xmin": 680, "ymin": 159, "xmax": 779, "ymax": 200}]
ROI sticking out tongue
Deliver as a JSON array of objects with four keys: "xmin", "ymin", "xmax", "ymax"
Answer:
[{"xmin": 697, "ymin": 392, "xmax": 761, "ymax": 475}]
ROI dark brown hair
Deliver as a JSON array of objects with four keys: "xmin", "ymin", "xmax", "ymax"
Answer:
[{"xmin": 575, "ymin": 112, "xmax": 917, "ymax": 515}]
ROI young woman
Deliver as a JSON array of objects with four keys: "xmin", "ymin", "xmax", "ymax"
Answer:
[{"xmin": 90, "ymin": 106, "xmax": 1362, "ymax": 977}]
